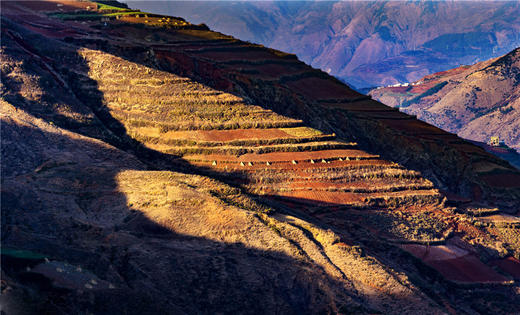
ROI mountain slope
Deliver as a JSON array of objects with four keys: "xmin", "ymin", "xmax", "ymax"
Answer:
[
  {"xmin": 128, "ymin": 0, "xmax": 520, "ymax": 89},
  {"xmin": 370, "ymin": 48, "xmax": 520, "ymax": 154},
  {"xmin": 2, "ymin": 1, "xmax": 520, "ymax": 313}
]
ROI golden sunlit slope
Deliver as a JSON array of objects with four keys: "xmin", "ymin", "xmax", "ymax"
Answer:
[{"xmin": 1, "ymin": 1, "xmax": 520, "ymax": 313}]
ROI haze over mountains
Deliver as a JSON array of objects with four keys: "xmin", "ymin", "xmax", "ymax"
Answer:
[{"xmin": 127, "ymin": 0, "xmax": 520, "ymax": 89}]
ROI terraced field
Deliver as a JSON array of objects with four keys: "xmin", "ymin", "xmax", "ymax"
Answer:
[
  {"xmin": 80, "ymin": 48, "xmax": 445, "ymax": 214},
  {"xmin": 72, "ymin": 5, "xmax": 520, "ymax": 281},
  {"xmin": 76, "ymin": 45, "xmax": 520, "ymax": 288}
]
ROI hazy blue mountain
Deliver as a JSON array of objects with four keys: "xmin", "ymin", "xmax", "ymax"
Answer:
[{"xmin": 126, "ymin": 0, "xmax": 520, "ymax": 89}]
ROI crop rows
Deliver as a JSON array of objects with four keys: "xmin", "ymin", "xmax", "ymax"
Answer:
[{"xmin": 81, "ymin": 47, "xmax": 444, "ymax": 216}]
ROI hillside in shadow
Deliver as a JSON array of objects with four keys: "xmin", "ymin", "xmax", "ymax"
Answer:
[
  {"xmin": 0, "ymin": 10, "xmax": 442, "ymax": 314},
  {"xmin": 1, "ymin": 21, "xmax": 375, "ymax": 314}
]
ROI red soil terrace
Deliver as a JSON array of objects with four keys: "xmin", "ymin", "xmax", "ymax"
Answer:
[
  {"xmin": 285, "ymin": 77, "xmax": 364, "ymax": 100},
  {"xmin": 401, "ymin": 243, "xmax": 511, "ymax": 284},
  {"xmin": 184, "ymin": 149, "xmax": 376, "ymax": 162},
  {"xmin": 164, "ymin": 128, "xmax": 295, "ymax": 141}
]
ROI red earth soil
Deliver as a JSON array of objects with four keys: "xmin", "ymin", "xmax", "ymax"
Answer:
[
  {"xmin": 20, "ymin": 21, "xmax": 86, "ymax": 39},
  {"xmin": 429, "ymin": 256, "xmax": 509, "ymax": 284},
  {"xmin": 359, "ymin": 111, "xmax": 413, "ymax": 120},
  {"xmin": 486, "ymin": 146, "xmax": 511, "ymax": 154},
  {"xmin": 489, "ymin": 257, "xmax": 520, "ymax": 280},
  {"xmin": 165, "ymin": 128, "xmax": 295, "ymax": 141},
  {"xmin": 441, "ymin": 191, "xmax": 472, "ymax": 204},
  {"xmin": 239, "ymin": 63, "xmax": 306, "ymax": 77},
  {"xmin": 401, "ymin": 244, "xmax": 510, "ymax": 284},
  {"xmin": 324, "ymin": 100, "xmax": 395, "ymax": 112},
  {"xmin": 193, "ymin": 159, "xmax": 395, "ymax": 171},
  {"xmin": 153, "ymin": 44, "xmax": 232, "ymax": 51},
  {"xmin": 196, "ymin": 50, "xmax": 282, "ymax": 62},
  {"xmin": 285, "ymin": 77, "xmax": 364, "ymax": 100},
  {"xmin": 381, "ymin": 119, "xmax": 447, "ymax": 135},
  {"xmin": 184, "ymin": 149, "xmax": 377, "ymax": 162},
  {"xmin": 1, "ymin": 1, "xmax": 85, "ymax": 34},
  {"xmin": 415, "ymin": 134, "xmax": 460, "ymax": 142},
  {"xmin": 424, "ymin": 66, "xmax": 470, "ymax": 80},
  {"xmin": 276, "ymin": 189, "xmax": 437, "ymax": 206},
  {"xmin": 480, "ymin": 173, "xmax": 520, "ymax": 188},
  {"xmin": 287, "ymin": 179, "xmax": 430, "ymax": 191},
  {"xmin": 273, "ymin": 191, "xmax": 365, "ymax": 205},
  {"xmin": 408, "ymin": 81, "xmax": 441, "ymax": 94},
  {"xmin": 450, "ymin": 143, "xmax": 489, "ymax": 154}
]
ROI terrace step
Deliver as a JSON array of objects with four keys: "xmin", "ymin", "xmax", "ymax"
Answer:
[
  {"xmin": 319, "ymin": 100, "xmax": 397, "ymax": 112},
  {"xmin": 184, "ymin": 44, "xmax": 268, "ymax": 54},
  {"xmin": 476, "ymin": 214, "xmax": 520, "ymax": 228},
  {"xmin": 183, "ymin": 149, "xmax": 375, "ymax": 163},
  {"xmin": 114, "ymin": 114, "xmax": 304, "ymax": 131},
  {"xmin": 270, "ymin": 189, "xmax": 442, "ymax": 209},
  {"xmin": 151, "ymin": 39, "xmax": 239, "ymax": 48},
  {"xmin": 363, "ymin": 189, "xmax": 444, "ymax": 208},
  {"xmin": 154, "ymin": 140, "xmax": 355, "ymax": 156},
  {"xmin": 221, "ymin": 166, "xmax": 419, "ymax": 183},
  {"xmin": 132, "ymin": 133, "xmax": 337, "ymax": 147},
  {"xmin": 215, "ymin": 169, "xmax": 424, "ymax": 190},
  {"xmin": 185, "ymin": 46, "xmax": 296, "ymax": 63},
  {"xmin": 254, "ymin": 179, "xmax": 434, "ymax": 194},
  {"xmin": 218, "ymin": 59, "xmax": 302, "ymax": 67},
  {"xmin": 128, "ymin": 126, "xmax": 332, "ymax": 143},
  {"xmin": 199, "ymin": 159, "xmax": 400, "ymax": 173},
  {"xmin": 110, "ymin": 107, "xmax": 297, "ymax": 127},
  {"xmin": 401, "ymin": 243, "xmax": 514, "ymax": 285}
]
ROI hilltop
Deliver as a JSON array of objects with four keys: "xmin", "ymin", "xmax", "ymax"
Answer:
[
  {"xmin": 1, "ymin": 1, "xmax": 520, "ymax": 313},
  {"xmin": 370, "ymin": 48, "xmax": 520, "ymax": 155},
  {"xmin": 132, "ymin": 0, "xmax": 520, "ymax": 89}
]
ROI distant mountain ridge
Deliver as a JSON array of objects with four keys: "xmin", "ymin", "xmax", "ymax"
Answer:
[
  {"xmin": 370, "ymin": 47, "xmax": 520, "ymax": 155},
  {"xmin": 126, "ymin": 0, "xmax": 520, "ymax": 89}
]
